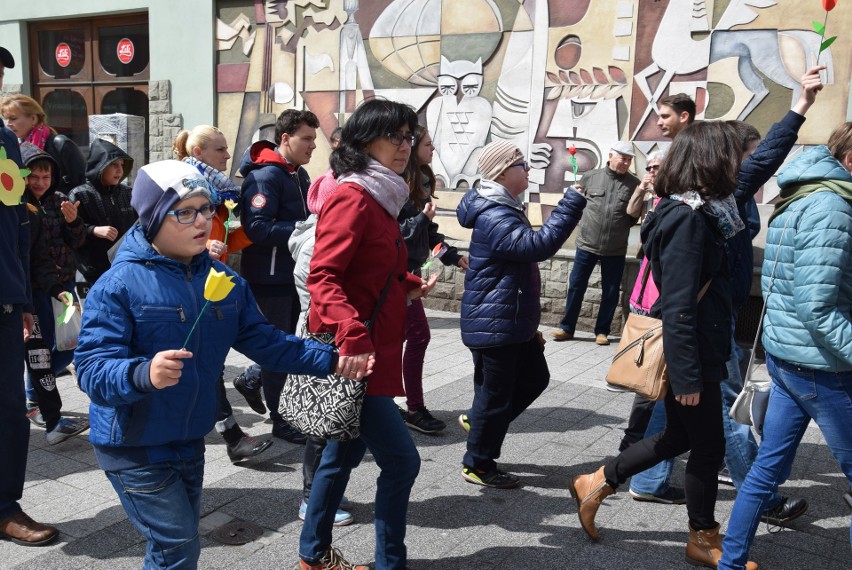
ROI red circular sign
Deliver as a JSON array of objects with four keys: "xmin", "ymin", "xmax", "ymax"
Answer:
[
  {"xmin": 117, "ymin": 38, "xmax": 134, "ymax": 64},
  {"xmin": 55, "ymin": 43, "xmax": 72, "ymax": 68}
]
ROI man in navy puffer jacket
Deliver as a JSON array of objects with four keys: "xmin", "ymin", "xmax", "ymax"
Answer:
[{"xmin": 456, "ymin": 141, "xmax": 585, "ymax": 488}]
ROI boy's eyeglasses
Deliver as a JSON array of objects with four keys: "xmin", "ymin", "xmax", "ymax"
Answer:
[
  {"xmin": 166, "ymin": 203, "xmax": 216, "ymax": 224},
  {"xmin": 645, "ymin": 164, "xmax": 661, "ymax": 172},
  {"xmin": 510, "ymin": 161, "xmax": 530, "ymax": 171},
  {"xmin": 385, "ymin": 132, "xmax": 416, "ymax": 147}
]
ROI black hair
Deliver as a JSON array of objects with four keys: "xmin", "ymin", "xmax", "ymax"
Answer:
[
  {"xmin": 331, "ymin": 98, "xmax": 418, "ymax": 177},
  {"xmin": 274, "ymin": 109, "xmax": 319, "ymax": 145},
  {"xmin": 658, "ymin": 93, "xmax": 696, "ymax": 124},
  {"xmin": 655, "ymin": 121, "xmax": 741, "ymax": 201}
]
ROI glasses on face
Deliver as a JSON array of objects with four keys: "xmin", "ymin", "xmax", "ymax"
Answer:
[
  {"xmin": 510, "ymin": 161, "xmax": 530, "ymax": 172},
  {"xmin": 385, "ymin": 132, "xmax": 416, "ymax": 147},
  {"xmin": 166, "ymin": 203, "xmax": 216, "ymax": 224},
  {"xmin": 645, "ymin": 164, "xmax": 660, "ymax": 172}
]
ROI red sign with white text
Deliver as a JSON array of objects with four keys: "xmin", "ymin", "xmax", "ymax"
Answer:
[
  {"xmin": 117, "ymin": 38, "xmax": 134, "ymax": 64},
  {"xmin": 55, "ymin": 43, "xmax": 72, "ymax": 67}
]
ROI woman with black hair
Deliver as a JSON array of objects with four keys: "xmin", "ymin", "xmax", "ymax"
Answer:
[
  {"xmin": 569, "ymin": 121, "xmax": 757, "ymax": 570},
  {"xmin": 297, "ymin": 99, "xmax": 437, "ymax": 570}
]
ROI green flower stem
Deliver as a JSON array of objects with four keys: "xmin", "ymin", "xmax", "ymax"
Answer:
[{"xmin": 182, "ymin": 300, "xmax": 210, "ymax": 349}]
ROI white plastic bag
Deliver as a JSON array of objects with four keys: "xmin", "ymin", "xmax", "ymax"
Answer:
[{"xmin": 52, "ymin": 296, "xmax": 82, "ymax": 352}]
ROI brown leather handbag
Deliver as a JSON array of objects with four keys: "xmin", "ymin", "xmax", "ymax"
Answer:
[{"xmin": 605, "ymin": 263, "xmax": 710, "ymax": 400}]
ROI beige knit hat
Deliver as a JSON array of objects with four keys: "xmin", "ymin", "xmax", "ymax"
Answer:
[{"xmin": 478, "ymin": 141, "xmax": 524, "ymax": 181}]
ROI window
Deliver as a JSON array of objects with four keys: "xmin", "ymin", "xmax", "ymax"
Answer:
[{"xmin": 29, "ymin": 14, "xmax": 149, "ymax": 160}]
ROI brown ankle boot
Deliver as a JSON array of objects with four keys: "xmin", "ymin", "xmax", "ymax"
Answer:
[
  {"xmin": 569, "ymin": 466, "xmax": 614, "ymax": 541},
  {"xmin": 685, "ymin": 524, "xmax": 758, "ymax": 569}
]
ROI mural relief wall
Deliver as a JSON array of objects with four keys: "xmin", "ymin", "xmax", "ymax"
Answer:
[{"xmin": 215, "ymin": 0, "xmax": 850, "ymax": 239}]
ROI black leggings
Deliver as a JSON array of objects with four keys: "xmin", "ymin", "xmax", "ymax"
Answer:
[{"xmin": 604, "ymin": 382, "xmax": 725, "ymax": 530}]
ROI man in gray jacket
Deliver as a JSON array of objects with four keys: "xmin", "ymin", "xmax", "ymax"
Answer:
[{"xmin": 551, "ymin": 141, "xmax": 644, "ymax": 345}]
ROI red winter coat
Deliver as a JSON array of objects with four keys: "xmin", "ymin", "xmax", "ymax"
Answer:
[{"xmin": 307, "ymin": 182, "xmax": 421, "ymax": 397}]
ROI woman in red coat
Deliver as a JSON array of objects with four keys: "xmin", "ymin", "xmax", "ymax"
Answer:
[{"xmin": 298, "ymin": 99, "xmax": 436, "ymax": 570}]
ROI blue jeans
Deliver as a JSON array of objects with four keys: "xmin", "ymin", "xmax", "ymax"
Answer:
[
  {"xmin": 105, "ymin": 456, "xmax": 205, "ymax": 570},
  {"xmin": 630, "ymin": 330, "xmax": 783, "ymax": 508},
  {"xmin": 0, "ymin": 305, "xmax": 28, "ymax": 520},
  {"xmin": 299, "ymin": 396, "xmax": 420, "ymax": 570},
  {"xmin": 719, "ymin": 355, "xmax": 852, "ymax": 569},
  {"xmin": 559, "ymin": 248, "xmax": 625, "ymax": 336}
]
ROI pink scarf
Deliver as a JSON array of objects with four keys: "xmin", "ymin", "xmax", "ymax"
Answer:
[{"xmin": 26, "ymin": 124, "xmax": 51, "ymax": 150}]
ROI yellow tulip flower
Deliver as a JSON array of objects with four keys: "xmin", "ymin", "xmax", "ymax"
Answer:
[{"xmin": 203, "ymin": 268, "xmax": 235, "ymax": 302}]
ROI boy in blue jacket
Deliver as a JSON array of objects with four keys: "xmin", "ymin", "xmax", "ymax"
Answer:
[{"xmin": 75, "ymin": 160, "xmax": 341, "ymax": 570}]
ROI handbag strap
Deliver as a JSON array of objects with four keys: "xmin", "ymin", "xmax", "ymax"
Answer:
[
  {"xmin": 742, "ymin": 213, "xmax": 793, "ymax": 389},
  {"xmin": 364, "ymin": 238, "xmax": 402, "ymax": 332}
]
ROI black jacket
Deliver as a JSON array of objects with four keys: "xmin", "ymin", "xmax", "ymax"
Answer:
[
  {"xmin": 398, "ymin": 192, "xmax": 462, "ymax": 273},
  {"xmin": 727, "ymin": 111, "xmax": 806, "ymax": 309},
  {"xmin": 69, "ymin": 139, "xmax": 136, "ymax": 284},
  {"xmin": 641, "ymin": 198, "xmax": 731, "ymax": 395},
  {"xmin": 44, "ymin": 132, "xmax": 86, "ymax": 195}
]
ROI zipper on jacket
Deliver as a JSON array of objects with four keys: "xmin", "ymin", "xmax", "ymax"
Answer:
[
  {"xmin": 514, "ymin": 289, "xmax": 522, "ymax": 323},
  {"xmin": 176, "ymin": 307, "xmax": 186, "ymax": 322},
  {"xmin": 214, "ymin": 307, "xmax": 223, "ymax": 320},
  {"xmin": 269, "ymin": 245, "xmax": 277, "ymax": 275}
]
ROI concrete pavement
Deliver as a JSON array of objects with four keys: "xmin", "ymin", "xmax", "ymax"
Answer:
[{"xmin": 5, "ymin": 309, "xmax": 851, "ymax": 569}]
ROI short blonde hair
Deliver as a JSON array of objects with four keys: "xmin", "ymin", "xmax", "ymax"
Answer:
[
  {"xmin": 0, "ymin": 94, "xmax": 48, "ymax": 127},
  {"xmin": 172, "ymin": 125, "xmax": 224, "ymax": 161}
]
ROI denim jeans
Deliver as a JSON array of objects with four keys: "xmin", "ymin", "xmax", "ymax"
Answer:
[
  {"xmin": 558, "ymin": 248, "xmax": 626, "ymax": 336},
  {"xmin": 629, "ymin": 330, "xmax": 783, "ymax": 507},
  {"xmin": 299, "ymin": 396, "xmax": 420, "ymax": 570},
  {"xmin": 464, "ymin": 337, "xmax": 550, "ymax": 472},
  {"xmin": 105, "ymin": 456, "xmax": 205, "ymax": 570},
  {"xmin": 0, "ymin": 305, "xmax": 29, "ymax": 521},
  {"xmin": 719, "ymin": 355, "xmax": 852, "ymax": 570},
  {"xmin": 402, "ymin": 299, "xmax": 430, "ymax": 411}
]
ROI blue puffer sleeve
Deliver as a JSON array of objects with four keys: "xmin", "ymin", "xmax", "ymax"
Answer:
[
  {"xmin": 793, "ymin": 194, "xmax": 852, "ymax": 363},
  {"xmin": 75, "ymin": 276, "xmax": 150, "ymax": 407},
  {"xmin": 233, "ymin": 280, "xmax": 336, "ymax": 375},
  {"xmin": 485, "ymin": 190, "xmax": 586, "ymax": 263}
]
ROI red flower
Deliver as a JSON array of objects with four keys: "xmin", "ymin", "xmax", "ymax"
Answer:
[
  {"xmin": 568, "ymin": 145, "xmax": 577, "ymax": 155},
  {"xmin": 823, "ymin": 0, "xmax": 837, "ymax": 11}
]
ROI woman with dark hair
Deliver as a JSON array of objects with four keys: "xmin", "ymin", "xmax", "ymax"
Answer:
[
  {"xmin": 398, "ymin": 126, "xmax": 468, "ymax": 433},
  {"xmin": 297, "ymin": 99, "xmax": 436, "ymax": 570},
  {"xmin": 569, "ymin": 121, "xmax": 757, "ymax": 569}
]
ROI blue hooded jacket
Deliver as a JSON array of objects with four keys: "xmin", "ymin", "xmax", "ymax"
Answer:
[
  {"xmin": 75, "ymin": 224, "xmax": 335, "ymax": 469},
  {"xmin": 0, "ymin": 124, "xmax": 30, "ymax": 308},
  {"xmin": 239, "ymin": 140, "xmax": 310, "ymax": 287},
  {"xmin": 761, "ymin": 146, "xmax": 852, "ymax": 371},
  {"xmin": 456, "ymin": 181, "xmax": 585, "ymax": 347}
]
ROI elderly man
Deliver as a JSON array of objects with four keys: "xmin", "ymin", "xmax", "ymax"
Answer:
[{"xmin": 551, "ymin": 141, "xmax": 644, "ymax": 345}]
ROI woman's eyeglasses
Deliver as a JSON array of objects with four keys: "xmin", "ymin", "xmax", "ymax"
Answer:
[
  {"xmin": 510, "ymin": 161, "xmax": 530, "ymax": 171},
  {"xmin": 645, "ymin": 164, "xmax": 661, "ymax": 172},
  {"xmin": 385, "ymin": 132, "xmax": 416, "ymax": 147},
  {"xmin": 166, "ymin": 203, "xmax": 217, "ymax": 224}
]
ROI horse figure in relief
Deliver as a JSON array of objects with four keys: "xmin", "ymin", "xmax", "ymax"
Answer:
[{"xmin": 632, "ymin": 0, "xmax": 834, "ymax": 137}]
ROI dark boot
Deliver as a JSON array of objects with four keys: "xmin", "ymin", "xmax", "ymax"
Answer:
[
  {"xmin": 568, "ymin": 466, "xmax": 614, "ymax": 541},
  {"xmin": 226, "ymin": 433, "xmax": 273, "ymax": 463},
  {"xmin": 685, "ymin": 523, "xmax": 758, "ymax": 569}
]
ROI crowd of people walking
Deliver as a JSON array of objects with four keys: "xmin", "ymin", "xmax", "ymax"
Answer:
[{"xmin": 0, "ymin": 41, "xmax": 849, "ymax": 570}]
